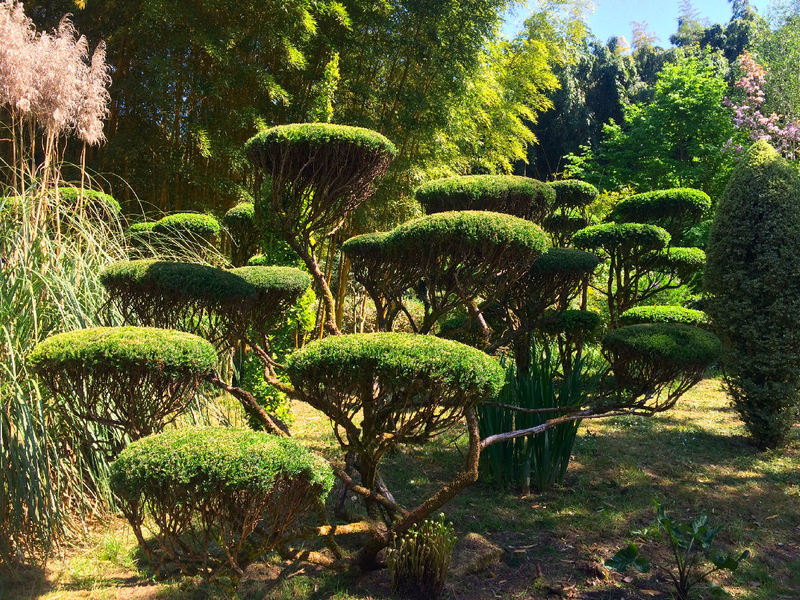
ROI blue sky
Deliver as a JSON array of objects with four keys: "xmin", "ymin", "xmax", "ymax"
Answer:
[{"xmin": 503, "ymin": 0, "xmax": 774, "ymax": 46}]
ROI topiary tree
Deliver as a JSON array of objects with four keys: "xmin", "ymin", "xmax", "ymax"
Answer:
[
  {"xmin": 705, "ymin": 140, "xmax": 800, "ymax": 448},
  {"xmin": 28, "ymin": 327, "xmax": 216, "ymax": 452},
  {"xmin": 610, "ymin": 188, "xmax": 711, "ymax": 244},
  {"xmin": 110, "ymin": 427, "xmax": 334, "ymax": 583},
  {"xmin": 100, "ymin": 260, "xmax": 311, "ymax": 433},
  {"xmin": 536, "ymin": 309, "xmax": 602, "ymax": 375},
  {"xmin": 415, "ymin": 175, "xmax": 554, "ymax": 221},
  {"xmin": 223, "ymin": 201, "xmax": 259, "ymax": 266},
  {"xmin": 246, "ymin": 123, "xmax": 397, "ymax": 334},
  {"xmin": 572, "ymin": 223, "xmax": 676, "ymax": 328},
  {"xmin": 544, "ymin": 180, "xmax": 598, "ymax": 246},
  {"xmin": 549, "ymin": 180, "xmax": 599, "ymax": 210},
  {"xmin": 151, "ymin": 212, "xmax": 222, "ymax": 258},
  {"xmin": 368, "ymin": 211, "xmax": 548, "ymax": 339}
]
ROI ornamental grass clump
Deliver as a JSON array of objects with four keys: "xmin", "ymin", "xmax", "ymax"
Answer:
[
  {"xmin": 386, "ymin": 514, "xmax": 457, "ymax": 600},
  {"xmin": 29, "ymin": 326, "xmax": 216, "ymax": 449},
  {"xmin": 110, "ymin": 427, "xmax": 334, "ymax": 583}
]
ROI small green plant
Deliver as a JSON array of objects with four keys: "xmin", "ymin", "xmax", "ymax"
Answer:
[
  {"xmin": 606, "ymin": 503, "xmax": 750, "ymax": 600},
  {"xmin": 386, "ymin": 514, "xmax": 457, "ymax": 600}
]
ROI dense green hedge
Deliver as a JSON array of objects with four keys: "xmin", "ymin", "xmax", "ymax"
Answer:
[
  {"xmin": 246, "ymin": 123, "xmax": 397, "ymax": 157},
  {"xmin": 619, "ymin": 306, "xmax": 710, "ymax": 327},
  {"xmin": 29, "ymin": 326, "xmax": 216, "ymax": 375},
  {"xmin": 111, "ymin": 427, "xmax": 333, "ymax": 580},
  {"xmin": 287, "ymin": 332, "xmax": 504, "ymax": 406},
  {"xmin": 415, "ymin": 175, "xmax": 553, "ymax": 220},
  {"xmin": 705, "ymin": 140, "xmax": 800, "ymax": 447},
  {"xmin": 549, "ymin": 179, "xmax": 598, "ymax": 208},
  {"xmin": 611, "ymin": 188, "xmax": 710, "ymax": 224},
  {"xmin": 340, "ymin": 231, "xmax": 391, "ymax": 261},
  {"xmin": 58, "ymin": 186, "xmax": 121, "ymax": 214},
  {"xmin": 152, "ymin": 213, "xmax": 221, "ymax": 238},
  {"xmin": 541, "ymin": 213, "xmax": 589, "ymax": 236},
  {"xmin": 602, "ymin": 323, "xmax": 720, "ymax": 369},
  {"xmin": 645, "ymin": 246, "xmax": 706, "ymax": 276},
  {"xmin": 384, "ymin": 210, "xmax": 548, "ymax": 258},
  {"xmin": 572, "ymin": 222, "xmax": 670, "ymax": 253}
]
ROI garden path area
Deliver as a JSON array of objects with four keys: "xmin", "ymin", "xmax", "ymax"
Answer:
[{"xmin": 4, "ymin": 379, "xmax": 798, "ymax": 600}]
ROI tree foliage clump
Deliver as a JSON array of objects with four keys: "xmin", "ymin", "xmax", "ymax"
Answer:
[
  {"xmin": 57, "ymin": 187, "xmax": 121, "ymax": 217},
  {"xmin": 611, "ymin": 188, "xmax": 711, "ymax": 242},
  {"xmin": 415, "ymin": 175, "xmax": 553, "ymax": 221},
  {"xmin": 110, "ymin": 427, "xmax": 334, "ymax": 582},
  {"xmin": 620, "ymin": 306, "xmax": 710, "ymax": 328},
  {"xmin": 223, "ymin": 201, "xmax": 258, "ymax": 266},
  {"xmin": 549, "ymin": 179, "xmax": 598, "ymax": 209},
  {"xmin": 152, "ymin": 213, "xmax": 221, "ymax": 239},
  {"xmin": 29, "ymin": 327, "xmax": 216, "ymax": 445},
  {"xmin": 705, "ymin": 140, "xmax": 800, "ymax": 448},
  {"xmin": 100, "ymin": 260, "xmax": 310, "ymax": 348},
  {"xmin": 601, "ymin": 323, "xmax": 721, "ymax": 411}
]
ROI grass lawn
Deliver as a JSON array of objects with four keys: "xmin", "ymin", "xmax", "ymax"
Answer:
[{"xmin": 3, "ymin": 378, "xmax": 798, "ymax": 599}]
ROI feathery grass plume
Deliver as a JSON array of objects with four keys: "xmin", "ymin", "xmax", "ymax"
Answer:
[{"xmin": 76, "ymin": 41, "xmax": 111, "ymax": 147}]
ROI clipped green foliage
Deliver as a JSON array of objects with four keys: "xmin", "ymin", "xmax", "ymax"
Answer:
[
  {"xmin": 602, "ymin": 323, "xmax": 721, "ymax": 406},
  {"xmin": 246, "ymin": 123, "xmax": 397, "ymax": 158},
  {"xmin": 100, "ymin": 260, "xmax": 310, "ymax": 348},
  {"xmin": 572, "ymin": 222, "xmax": 671, "ymax": 254},
  {"xmin": 644, "ymin": 246, "xmax": 706, "ymax": 281},
  {"xmin": 223, "ymin": 202, "xmax": 258, "ymax": 266},
  {"xmin": 538, "ymin": 309, "xmax": 601, "ymax": 336},
  {"xmin": 57, "ymin": 186, "xmax": 121, "ymax": 215},
  {"xmin": 29, "ymin": 327, "xmax": 216, "ymax": 443},
  {"xmin": 111, "ymin": 427, "xmax": 333, "ymax": 582},
  {"xmin": 151, "ymin": 212, "xmax": 221, "ymax": 238},
  {"xmin": 386, "ymin": 514, "xmax": 457, "ymax": 600},
  {"xmin": 620, "ymin": 306, "xmax": 710, "ymax": 328},
  {"xmin": 129, "ymin": 221, "xmax": 155, "ymax": 233},
  {"xmin": 541, "ymin": 213, "xmax": 589, "ymax": 236},
  {"xmin": 415, "ymin": 175, "xmax": 554, "ymax": 221},
  {"xmin": 705, "ymin": 140, "xmax": 800, "ymax": 447},
  {"xmin": 529, "ymin": 247, "xmax": 601, "ymax": 276},
  {"xmin": 611, "ymin": 188, "xmax": 711, "ymax": 242},
  {"xmin": 549, "ymin": 179, "xmax": 598, "ymax": 209}
]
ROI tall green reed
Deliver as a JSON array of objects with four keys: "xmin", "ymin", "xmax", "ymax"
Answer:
[
  {"xmin": 0, "ymin": 186, "xmax": 129, "ymax": 565},
  {"xmin": 478, "ymin": 346, "xmax": 594, "ymax": 494}
]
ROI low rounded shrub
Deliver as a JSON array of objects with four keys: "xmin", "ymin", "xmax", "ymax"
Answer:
[
  {"xmin": 601, "ymin": 323, "xmax": 721, "ymax": 406},
  {"xmin": 111, "ymin": 427, "xmax": 334, "ymax": 582},
  {"xmin": 415, "ymin": 175, "xmax": 553, "ymax": 221},
  {"xmin": 100, "ymin": 260, "xmax": 310, "ymax": 347},
  {"xmin": 620, "ymin": 306, "xmax": 710, "ymax": 327},
  {"xmin": 152, "ymin": 212, "xmax": 221, "ymax": 240},
  {"xmin": 572, "ymin": 222, "xmax": 670, "ymax": 254},
  {"xmin": 549, "ymin": 179, "xmax": 598, "ymax": 209},
  {"xmin": 58, "ymin": 186, "xmax": 121, "ymax": 215},
  {"xmin": 29, "ymin": 326, "xmax": 216, "ymax": 443},
  {"xmin": 223, "ymin": 201, "xmax": 255, "ymax": 227},
  {"xmin": 246, "ymin": 123, "xmax": 397, "ymax": 160}
]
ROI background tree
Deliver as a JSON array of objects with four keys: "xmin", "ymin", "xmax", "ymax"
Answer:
[{"xmin": 705, "ymin": 140, "xmax": 800, "ymax": 448}]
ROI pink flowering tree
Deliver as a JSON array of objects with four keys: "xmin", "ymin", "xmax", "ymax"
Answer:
[{"xmin": 724, "ymin": 51, "xmax": 800, "ymax": 163}]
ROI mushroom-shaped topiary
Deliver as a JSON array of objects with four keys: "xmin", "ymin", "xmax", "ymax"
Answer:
[
  {"xmin": 610, "ymin": 188, "xmax": 710, "ymax": 243},
  {"xmin": 223, "ymin": 201, "xmax": 259, "ymax": 266},
  {"xmin": 57, "ymin": 186, "xmax": 121, "ymax": 218},
  {"xmin": 111, "ymin": 427, "xmax": 334, "ymax": 582},
  {"xmin": 573, "ymin": 223, "xmax": 672, "ymax": 328},
  {"xmin": 549, "ymin": 179, "xmax": 599, "ymax": 210},
  {"xmin": 601, "ymin": 323, "xmax": 720, "ymax": 412},
  {"xmin": 286, "ymin": 333, "xmax": 503, "ymax": 515},
  {"xmin": 619, "ymin": 306, "xmax": 710, "ymax": 328},
  {"xmin": 152, "ymin": 212, "xmax": 221, "ymax": 238},
  {"xmin": 541, "ymin": 212, "xmax": 590, "ymax": 246},
  {"xmin": 29, "ymin": 327, "xmax": 216, "ymax": 448},
  {"xmin": 100, "ymin": 260, "xmax": 311, "ymax": 349},
  {"xmin": 380, "ymin": 211, "xmax": 549, "ymax": 335},
  {"xmin": 245, "ymin": 123, "xmax": 397, "ymax": 334},
  {"xmin": 415, "ymin": 175, "xmax": 554, "ymax": 221},
  {"xmin": 342, "ymin": 232, "xmax": 418, "ymax": 332}
]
